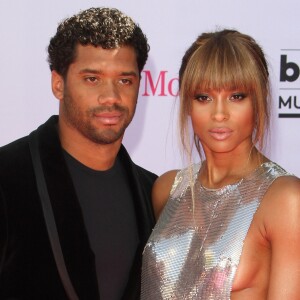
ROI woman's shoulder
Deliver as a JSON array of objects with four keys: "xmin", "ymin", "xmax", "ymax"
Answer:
[
  {"xmin": 152, "ymin": 163, "xmax": 201, "ymax": 219},
  {"xmin": 261, "ymin": 171, "xmax": 300, "ymax": 234},
  {"xmin": 152, "ymin": 169, "xmax": 179, "ymax": 220},
  {"xmin": 254, "ymin": 160, "xmax": 299, "ymax": 200},
  {"xmin": 267, "ymin": 173, "xmax": 300, "ymax": 202},
  {"xmin": 264, "ymin": 160, "xmax": 300, "ymax": 196}
]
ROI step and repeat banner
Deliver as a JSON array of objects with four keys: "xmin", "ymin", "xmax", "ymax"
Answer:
[{"xmin": 0, "ymin": 0, "xmax": 299, "ymax": 176}]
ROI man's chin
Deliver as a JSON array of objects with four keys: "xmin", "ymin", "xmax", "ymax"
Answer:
[{"xmin": 87, "ymin": 128, "xmax": 124, "ymax": 145}]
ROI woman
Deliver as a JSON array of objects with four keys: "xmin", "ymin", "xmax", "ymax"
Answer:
[{"xmin": 141, "ymin": 30, "xmax": 300, "ymax": 299}]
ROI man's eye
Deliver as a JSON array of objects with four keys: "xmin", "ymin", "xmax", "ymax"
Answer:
[
  {"xmin": 120, "ymin": 78, "xmax": 132, "ymax": 85},
  {"xmin": 85, "ymin": 77, "xmax": 98, "ymax": 83}
]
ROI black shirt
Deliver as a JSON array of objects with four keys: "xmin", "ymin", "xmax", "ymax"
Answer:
[{"xmin": 64, "ymin": 151, "xmax": 139, "ymax": 300}]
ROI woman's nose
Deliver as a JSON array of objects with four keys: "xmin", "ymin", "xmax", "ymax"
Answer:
[{"xmin": 212, "ymin": 100, "xmax": 229, "ymax": 121}]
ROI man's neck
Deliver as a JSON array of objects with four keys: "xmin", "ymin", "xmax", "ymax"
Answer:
[{"xmin": 59, "ymin": 123, "xmax": 122, "ymax": 171}]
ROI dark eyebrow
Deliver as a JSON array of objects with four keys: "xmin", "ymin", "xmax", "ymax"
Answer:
[
  {"xmin": 79, "ymin": 69, "xmax": 138, "ymax": 77},
  {"xmin": 79, "ymin": 68, "xmax": 101, "ymax": 75},
  {"xmin": 120, "ymin": 71, "xmax": 138, "ymax": 77}
]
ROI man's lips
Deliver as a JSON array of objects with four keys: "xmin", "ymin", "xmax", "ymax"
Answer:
[
  {"xmin": 94, "ymin": 112, "xmax": 122, "ymax": 125},
  {"xmin": 208, "ymin": 128, "xmax": 233, "ymax": 140}
]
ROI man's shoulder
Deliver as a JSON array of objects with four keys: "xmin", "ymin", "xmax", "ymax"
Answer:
[
  {"xmin": 0, "ymin": 116, "xmax": 58, "ymax": 169},
  {"xmin": 134, "ymin": 163, "xmax": 158, "ymax": 181},
  {"xmin": 0, "ymin": 136, "xmax": 32, "ymax": 187},
  {"xmin": 0, "ymin": 135, "xmax": 30, "ymax": 160},
  {"xmin": 0, "ymin": 115, "xmax": 58, "ymax": 152}
]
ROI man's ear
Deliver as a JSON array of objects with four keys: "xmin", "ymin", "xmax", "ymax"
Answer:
[{"xmin": 51, "ymin": 70, "xmax": 64, "ymax": 101}]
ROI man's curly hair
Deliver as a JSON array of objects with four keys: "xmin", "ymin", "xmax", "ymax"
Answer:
[{"xmin": 48, "ymin": 7, "xmax": 149, "ymax": 77}]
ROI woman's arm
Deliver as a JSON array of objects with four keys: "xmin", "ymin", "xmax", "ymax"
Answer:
[{"xmin": 265, "ymin": 176, "xmax": 300, "ymax": 299}]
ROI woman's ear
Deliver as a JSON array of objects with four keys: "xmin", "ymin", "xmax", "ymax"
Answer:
[{"xmin": 51, "ymin": 70, "xmax": 64, "ymax": 101}]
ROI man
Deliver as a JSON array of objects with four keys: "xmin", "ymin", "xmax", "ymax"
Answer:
[{"xmin": 0, "ymin": 7, "xmax": 157, "ymax": 299}]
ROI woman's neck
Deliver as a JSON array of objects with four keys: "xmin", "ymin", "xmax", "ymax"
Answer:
[{"xmin": 199, "ymin": 147, "xmax": 267, "ymax": 189}]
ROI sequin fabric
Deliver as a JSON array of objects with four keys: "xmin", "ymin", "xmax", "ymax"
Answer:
[{"xmin": 141, "ymin": 162, "xmax": 289, "ymax": 299}]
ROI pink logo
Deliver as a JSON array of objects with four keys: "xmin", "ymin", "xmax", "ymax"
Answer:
[{"xmin": 142, "ymin": 70, "xmax": 179, "ymax": 97}]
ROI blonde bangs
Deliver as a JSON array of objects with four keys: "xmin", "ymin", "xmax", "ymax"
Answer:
[{"xmin": 181, "ymin": 39, "xmax": 259, "ymax": 97}]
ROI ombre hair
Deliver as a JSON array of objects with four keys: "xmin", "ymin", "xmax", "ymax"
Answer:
[{"xmin": 179, "ymin": 29, "xmax": 270, "ymax": 157}]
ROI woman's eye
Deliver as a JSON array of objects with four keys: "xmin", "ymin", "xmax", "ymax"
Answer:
[
  {"xmin": 194, "ymin": 94, "xmax": 211, "ymax": 102},
  {"xmin": 230, "ymin": 93, "xmax": 246, "ymax": 101}
]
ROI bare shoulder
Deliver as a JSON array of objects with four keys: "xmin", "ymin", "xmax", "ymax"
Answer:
[
  {"xmin": 152, "ymin": 169, "xmax": 179, "ymax": 220},
  {"xmin": 265, "ymin": 175, "xmax": 300, "ymax": 203},
  {"xmin": 262, "ymin": 175, "xmax": 300, "ymax": 237}
]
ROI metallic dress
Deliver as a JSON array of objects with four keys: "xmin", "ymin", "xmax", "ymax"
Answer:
[{"xmin": 141, "ymin": 162, "xmax": 289, "ymax": 300}]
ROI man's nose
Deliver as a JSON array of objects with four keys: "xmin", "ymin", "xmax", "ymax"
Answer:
[{"xmin": 97, "ymin": 81, "xmax": 121, "ymax": 104}]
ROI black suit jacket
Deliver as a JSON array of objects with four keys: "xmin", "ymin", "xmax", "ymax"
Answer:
[{"xmin": 0, "ymin": 116, "xmax": 157, "ymax": 299}]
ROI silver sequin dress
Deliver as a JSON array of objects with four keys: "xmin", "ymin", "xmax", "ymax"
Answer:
[{"xmin": 141, "ymin": 162, "xmax": 289, "ymax": 299}]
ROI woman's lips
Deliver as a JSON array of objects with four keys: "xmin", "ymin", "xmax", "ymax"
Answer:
[{"xmin": 208, "ymin": 128, "xmax": 233, "ymax": 140}]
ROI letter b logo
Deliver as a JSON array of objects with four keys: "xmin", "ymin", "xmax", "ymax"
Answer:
[{"xmin": 280, "ymin": 55, "xmax": 299, "ymax": 82}]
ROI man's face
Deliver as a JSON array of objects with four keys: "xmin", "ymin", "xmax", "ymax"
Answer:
[{"xmin": 53, "ymin": 44, "xmax": 140, "ymax": 145}]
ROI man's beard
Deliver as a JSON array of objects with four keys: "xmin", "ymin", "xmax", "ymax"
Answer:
[{"xmin": 62, "ymin": 93, "xmax": 135, "ymax": 145}]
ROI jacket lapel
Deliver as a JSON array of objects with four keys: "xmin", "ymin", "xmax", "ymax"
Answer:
[
  {"xmin": 36, "ymin": 116, "xmax": 100, "ymax": 299},
  {"xmin": 118, "ymin": 146, "xmax": 156, "ymax": 299}
]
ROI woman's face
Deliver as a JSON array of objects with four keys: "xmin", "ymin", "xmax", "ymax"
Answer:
[{"xmin": 190, "ymin": 88, "xmax": 255, "ymax": 156}]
